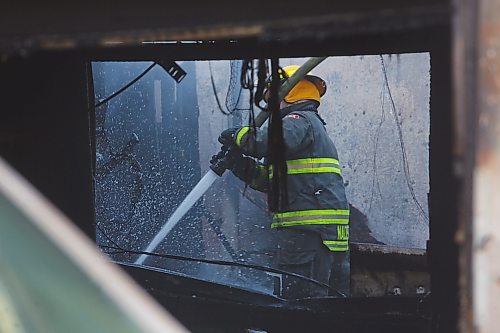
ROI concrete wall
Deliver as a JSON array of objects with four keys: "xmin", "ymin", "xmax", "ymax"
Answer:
[
  {"xmin": 196, "ymin": 60, "xmax": 244, "ymax": 260},
  {"xmin": 283, "ymin": 54, "xmax": 430, "ymax": 248}
]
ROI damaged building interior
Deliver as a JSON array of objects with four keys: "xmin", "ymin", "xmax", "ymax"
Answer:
[{"xmin": 0, "ymin": 1, "xmax": 498, "ymax": 332}]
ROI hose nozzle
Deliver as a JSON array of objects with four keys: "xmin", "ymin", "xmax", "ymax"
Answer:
[{"xmin": 210, "ymin": 145, "xmax": 238, "ymax": 177}]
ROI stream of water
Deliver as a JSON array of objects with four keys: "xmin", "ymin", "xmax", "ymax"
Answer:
[{"xmin": 135, "ymin": 169, "xmax": 220, "ymax": 264}]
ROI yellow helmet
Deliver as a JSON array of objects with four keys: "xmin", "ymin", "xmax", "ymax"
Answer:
[
  {"xmin": 280, "ymin": 65, "xmax": 327, "ymax": 97},
  {"xmin": 264, "ymin": 65, "xmax": 327, "ymax": 103}
]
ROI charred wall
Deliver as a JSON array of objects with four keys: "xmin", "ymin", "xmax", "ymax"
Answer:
[{"xmin": 0, "ymin": 54, "xmax": 95, "ymax": 237}]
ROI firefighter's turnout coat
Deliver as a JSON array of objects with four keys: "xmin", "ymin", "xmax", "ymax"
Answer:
[{"xmin": 233, "ymin": 100, "xmax": 350, "ymax": 252}]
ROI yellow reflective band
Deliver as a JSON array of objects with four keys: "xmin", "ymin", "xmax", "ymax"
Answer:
[
  {"xmin": 268, "ymin": 157, "xmax": 342, "ymax": 178},
  {"xmin": 326, "ymin": 246, "xmax": 349, "ymax": 252},
  {"xmin": 287, "ymin": 167, "xmax": 341, "ymax": 175},
  {"xmin": 272, "ymin": 209, "xmax": 349, "ymax": 228},
  {"xmin": 274, "ymin": 209, "xmax": 350, "ymax": 219},
  {"xmin": 271, "ymin": 218, "xmax": 349, "ymax": 228},
  {"xmin": 269, "ymin": 168, "xmax": 341, "ymax": 179},
  {"xmin": 323, "ymin": 240, "xmax": 349, "ymax": 245},
  {"xmin": 324, "ymin": 240, "xmax": 349, "ymax": 251},
  {"xmin": 286, "ymin": 158, "xmax": 339, "ymax": 166},
  {"xmin": 235, "ymin": 127, "xmax": 251, "ymax": 147}
]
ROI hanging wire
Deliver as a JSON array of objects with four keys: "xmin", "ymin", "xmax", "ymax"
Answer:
[
  {"xmin": 254, "ymin": 59, "xmax": 269, "ymax": 111},
  {"xmin": 208, "ymin": 60, "xmax": 245, "ymax": 115},
  {"xmin": 226, "ymin": 60, "xmax": 244, "ymax": 111},
  {"xmin": 237, "ymin": 59, "xmax": 259, "ymax": 196},
  {"xmin": 231, "ymin": 59, "xmax": 272, "ymax": 198},
  {"xmin": 379, "ymin": 55, "xmax": 430, "ymax": 223},
  {"xmin": 209, "ymin": 61, "xmax": 231, "ymax": 115},
  {"xmin": 368, "ymin": 77, "xmax": 387, "ymax": 212},
  {"xmin": 240, "ymin": 59, "xmax": 256, "ymax": 126},
  {"xmin": 267, "ymin": 57, "xmax": 288, "ymax": 212},
  {"xmin": 95, "ymin": 221, "xmax": 124, "ymax": 250},
  {"xmin": 94, "ymin": 62, "xmax": 157, "ymax": 108}
]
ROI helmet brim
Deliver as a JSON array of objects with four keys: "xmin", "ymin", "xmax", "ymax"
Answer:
[{"xmin": 305, "ymin": 75, "xmax": 327, "ymax": 97}]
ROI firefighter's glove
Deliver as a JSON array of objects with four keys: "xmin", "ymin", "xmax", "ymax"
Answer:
[
  {"xmin": 231, "ymin": 155, "xmax": 261, "ymax": 185},
  {"xmin": 218, "ymin": 127, "xmax": 240, "ymax": 148},
  {"xmin": 225, "ymin": 149, "xmax": 258, "ymax": 183},
  {"xmin": 225, "ymin": 148, "xmax": 244, "ymax": 170}
]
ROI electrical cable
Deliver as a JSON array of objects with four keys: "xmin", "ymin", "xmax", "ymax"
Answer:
[
  {"xmin": 226, "ymin": 60, "xmax": 244, "ymax": 112},
  {"xmin": 238, "ymin": 59, "xmax": 260, "ymax": 196},
  {"xmin": 98, "ymin": 244, "xmax": 346, "ymax": 297},
  {"xmin": 208, "ymin": 61, "xmax": 231, "ymax": 115},
  {"xmin": 95, "ymin": 221, "xmax": 123, "ymax": 250},
  {"xmin": 254, "ymin": 59, "xmax": 269, "ymax": 111},
  {"xmin": 94, "ymin": 62, "xmax": 157, "ymax": 109},
  {"xmin": 268, "ymin": 57, "xmax": 288, "ymax": 212},
  {"xmin": 368, "ymin": 80, "xmax": 387, "ymax": 212},
  {"xmin": 379, "ymin": 55, "xmax": 430, "ymax": 223},
  {"xmin": 208, "ymin": 60, "xmax": 245, "ymax": 115}
]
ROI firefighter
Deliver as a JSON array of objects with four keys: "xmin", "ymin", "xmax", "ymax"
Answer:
[{"xmin": 215, "ymin": 65, "xmax": 350, "ymax": 298}]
